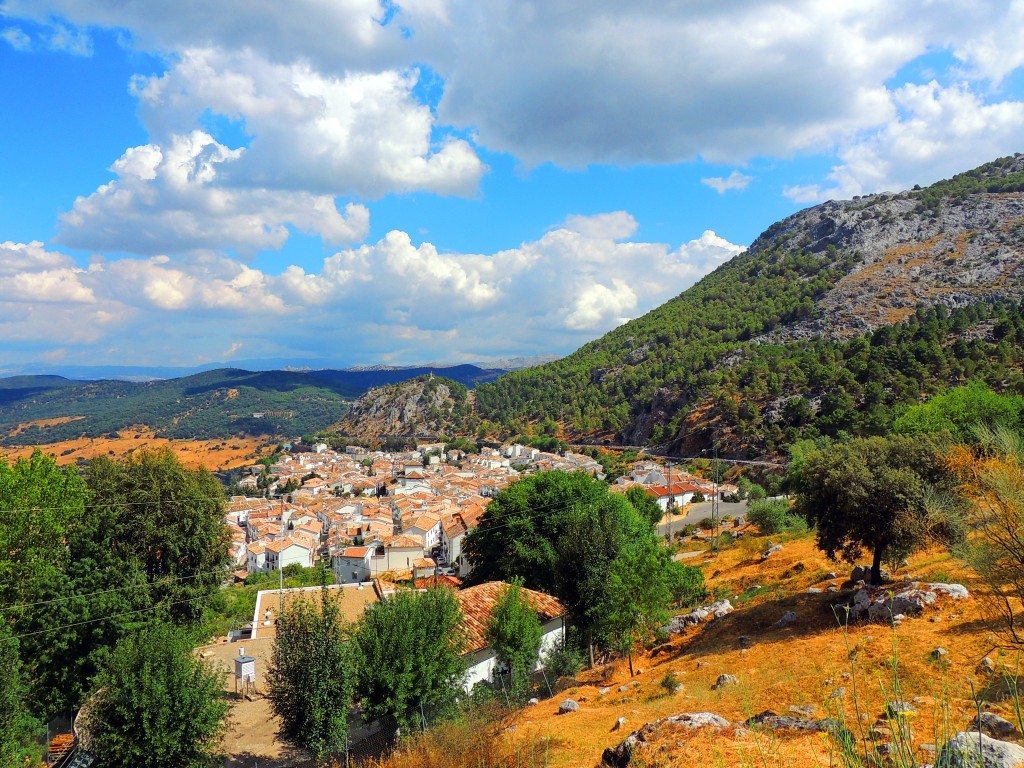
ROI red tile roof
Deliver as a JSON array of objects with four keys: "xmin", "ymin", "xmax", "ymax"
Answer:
[
  {"xmin": 455, "ymin": 582, "xmax": 566, "ymax": 653},
  {"xmin": 413, "ymin": 575, "xmax": 462, "ymax": 590}
]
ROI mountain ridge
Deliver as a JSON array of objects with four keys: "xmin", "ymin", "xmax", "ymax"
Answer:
[{"xmin": 470, "ymin": 154, "xmax": 1024, "ymax": 456}]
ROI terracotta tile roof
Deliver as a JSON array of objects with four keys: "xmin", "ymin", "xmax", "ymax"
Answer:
[
  {"xmin": 455, "ymin": 582, "xmax": 566, "ymax": 653},
  {"xmin": 339, "ymin": 546, "xmax": 369, "ymax": 558},
  {"xmin": 386, "ymin": 534, "xmax": 424, "ymax": 549},
  {"xmin": 413, "ymin": 575, "xmax": 462, "ymax": 590},
  {"xmin": 412, "ymin": 557, "xmax": 436, "ymax": 569}
]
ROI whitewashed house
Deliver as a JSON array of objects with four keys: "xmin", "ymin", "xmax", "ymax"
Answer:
[{"xmin": 456, "ymin": 582, "xmax": 566, "ymax": 692}]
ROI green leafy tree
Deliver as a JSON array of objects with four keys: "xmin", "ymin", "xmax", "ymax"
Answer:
[
  {"xmin": 0, "ymin": 450, "xmax": 86, "ymax": 609},
  {"xmin": 89, "ymin": 623, "xmax": 230, "ymax": 768},
  {"xmin": 795, "ymin": 434, "xmax": 955, "ymax": 584},
  {"xmin": 747, "ymin": 498, "xmax": 803, "ymax": 534},
  {"xmin": 894, "ymin": 382, "xmax": 1024, "ymax": 442},
  {"xmin": 625, "ymin": 485, "xmax": 663, "ymax": 526},
  {"xmin": 602, "ymin": 537, "xmax": 673, "ymax": 676},
  {"xmin": 484, "ymin": 580, "xmax": 543, "ymax": 698},
  {"xmin": 464, "ymin": 471, "xmax": 677, "ymax": 660},
  {"xmin": 86, "ymin": 449, "xmax": 232, "ymax": 624},
  {"xmin": 266, "ymin": 590, "xmax": 356, "ymax": 764},
  {"xmin": 17, "ymin": 450, "xmax": 230, "ymax": 718},
  {"xmin": 0, "ymin": 625, "xmax": 38, "ymax": 768},
  {"xmin": 354, "ymin": 588, "xmax": 465, "ymax": 731}
]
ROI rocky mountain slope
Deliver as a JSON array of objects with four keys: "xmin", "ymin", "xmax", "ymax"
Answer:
[
  {"xmin": 331, "ymin": 375, "xmax": 474, "ymax": 436},
  {"xmin": 472, "ymin": 155, "xmax": 1024, "ymax": 456}
]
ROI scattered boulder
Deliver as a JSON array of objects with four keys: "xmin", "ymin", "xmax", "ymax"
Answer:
[
  {"xmin": 932, "ymin": 582, "xmax": 970, "ymax": 600},
  {"xmin": 933, "ymin": 647, "xmax": 950, "ymax": 662},
  {"xmin": 662, "ymin": 600, "xmax": 734, "ymax": 633},
  {"xmin": 761, "ymin": 544, "xmax": 784, "ymax": 561},
  {"xmin": 601, "ymin": 713, "xmax": 730, "ymax": 767},
  {"xmin": 599, "ymin": 687, "xmax": 611, "ymax": 695},
  {"xmin": 712, "ymin": 674, "xmax": 739, "ymax": 690},
  {"xmin": 936, "ymin": 731, "xmax": 1024, "ymax": 767},
  {"xmin": 743, "ymin": 710, "xmax": 848, "ymax": 736},
  {"xmin": 978, "ymin": 658, "xmax": 997, "ymax": 675},
  {"xmin": 612, "ymin": 717, "xmax": 628, "ymax": 732},
  {"xmin": 775, "ymin": 611, "xmax": 798, "ymax": 628},
  {"xmin": 789, "ymin": 704, "xmax": 817, "ymax": 717},
  {"xmin": 847, "ymin": 582, "xmax": 970, "ymax": 624},
  {"xmin": 558, "ymin": 698, "xmax": 579, "ymax": 714},
  {"xmin": 849, "ymin": 565, "xmax": 892, "ymax": 584},
  {"xmin": 527, "ymin": 697, "xmax": 539, "ymax": 706},
  {"xmin": 976, "ymin": 713, "xmax": 1023, "ymax": 739}
]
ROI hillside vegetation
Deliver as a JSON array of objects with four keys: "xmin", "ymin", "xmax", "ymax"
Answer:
[
  {"xmin": 0, "ymin": 365, "xmax": 503, "ymax": 446},
  {"xmin": 474, "ymin": 155, "xmax": 1024, "ymax": 456}
]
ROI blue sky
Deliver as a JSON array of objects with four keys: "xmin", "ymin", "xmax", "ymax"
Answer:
[{"xmin": 1, "ymin": 1, "xmax": 1023, "ymax": 372}]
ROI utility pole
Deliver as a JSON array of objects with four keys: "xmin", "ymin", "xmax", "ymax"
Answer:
[
  {"xmin": 666, "ymin": 460, "xmax": 673, "ymax": 542},
  {"xmin": 711, "ymin": 435, "xmax": 720, "ymax": 553}
]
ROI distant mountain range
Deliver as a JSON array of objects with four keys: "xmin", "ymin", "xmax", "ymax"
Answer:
[
  {"xmin": 5, "ymin": 354, "xmax": 559, "ymax": 383},
  {"xmin": 0, "ymin": 365, "xmax": 506, "ymax": 446}
]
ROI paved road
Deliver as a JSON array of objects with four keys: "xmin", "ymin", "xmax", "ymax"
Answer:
[{"xmin": 656, "ymin": 500, "xmax": 748, "ymax": 538}]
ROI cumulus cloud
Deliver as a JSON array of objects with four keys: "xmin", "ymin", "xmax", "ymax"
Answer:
[
  {"xmin": 131, "ymin": 48, "xmax": 485, "ymax": 198},
  {"xmin": 9, "ymin": 0, "xmax": 1024, "ymax": 175},
  {"xmin": 0, "ymin": 216, "xmax": 745, "ymax": 365},
  {"xmin": 784, "ymin": 81, "xmax": 1024, "ymax": 202},
  {"xmin": 57, "ymin": 131, "xmax": 370, "ymax": 256},
  {"xmin": 701, "ymin": 171, "xmax": 753, "ymax": 194}
]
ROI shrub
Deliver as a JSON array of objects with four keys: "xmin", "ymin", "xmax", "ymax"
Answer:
[
  {"xmin": 747, "ymin": 498, "xmax": 804, "ymax": 534},
  {"xmin": 541, "ymin": 632, "xmax": 584, "ymax": 680},
  {"xmin": 659, "ymin": 670, "xmax": 681, "ymax": 696},
  {"xmin": 666, "ymin": 562, "xmax": 705, "ymax": 607}
]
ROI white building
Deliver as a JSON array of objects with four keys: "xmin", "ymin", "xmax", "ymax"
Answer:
[{"xmin": 455, "ymin": 582, "xmax": 566, "ymax": 692}]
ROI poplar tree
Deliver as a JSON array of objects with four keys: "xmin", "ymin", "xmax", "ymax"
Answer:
[{"xmin": 266, "ymin": 590, "xmax": 356, "ymax": 764}]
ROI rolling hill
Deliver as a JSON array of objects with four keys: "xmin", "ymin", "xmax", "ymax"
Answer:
[
  {"xmin": 473, "ymin": 154, "xmax": 1024, "ymax": 457},
  {"xmin": 0, "ymin": 365, "xmax": 505, "ymax": 446}
]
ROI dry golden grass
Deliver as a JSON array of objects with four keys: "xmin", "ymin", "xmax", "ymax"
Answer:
[
  {"xmin": 499, "ymin": 532, "xmax": 1015, "ymax": 768},
  {"xmin": 0, "ymin": 426, "xmax": 270, "ymax": 471},
  {"xmin": 6, "ymin": 415, "xmax": 85, "ymax": 436}
]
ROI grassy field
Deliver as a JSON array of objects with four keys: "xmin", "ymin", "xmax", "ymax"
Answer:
[{"xmin": 0, "ymin": 424, "xmax": 270, "ymax": 470}]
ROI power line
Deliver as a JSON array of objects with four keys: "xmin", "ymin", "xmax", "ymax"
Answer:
[
  {"xmin": 7, "ymin": 591, "xmax": 221, "ymax": 641},
  {"xmin": 0, "ymin": 565, "xmax": 235, "ymax": 613}
]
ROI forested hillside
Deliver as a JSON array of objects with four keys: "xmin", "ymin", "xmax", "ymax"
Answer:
[
  {"xmin": 474, "ymin": 155, "xmax": 1024, "ymax": 456},
  {"xmin": 0, "ymin": 365, "xmax": 503, "ymax": 444}
]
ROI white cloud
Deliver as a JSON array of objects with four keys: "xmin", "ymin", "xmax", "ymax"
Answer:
[
  {"xmin": 701, "ymin": 171, "xmax": 752, "ymax": 194},
  {"xmin": 1, "ymin": 0, "xmax": 422, "ymax": 70},
  {"xmin": 7, "ymin": 0, "xmax": 1024, "ymax": 197},
  {"xmin": 131, "ymin": 48, "xmax": 486, "ymax": 198},
  {"xmin": 57, "ymin": 131, "xmax": 370, "ymax": 256},
  {"xmin": 0, "ymin": 217, "xmax": 745, "ymax": 365},
  {"xmin": 784, "ymin": 81, "xmax": 1024, "ymax": 202},
  {"xmin": 46, "ymin": 21, "xmax": 89, "ymax": 54},
  {"xmin": 561, "ymin": 211, "xmax": 638, "ymax": 240},
  {"xmin": 2, "ymin": 26, "xmax": 31, "ymax": 49}
]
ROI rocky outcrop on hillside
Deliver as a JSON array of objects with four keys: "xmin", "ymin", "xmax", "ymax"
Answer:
[
  {"xmin": 749, "ymin": 157, "xmax": 1024, "ymax": 343},
  {"xmin": 331, "ymin": 375, "xmax": 473, "ymax": 436},
  {"xmin": 471, "ymin": 153, "xmax": 1024, "ymax": 454}
]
